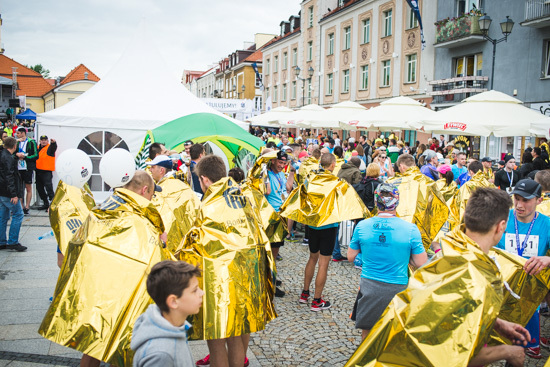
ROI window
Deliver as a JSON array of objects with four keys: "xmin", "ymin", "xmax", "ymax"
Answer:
[
  {"xmin": 342, "ymin": 69, "xmax": 350, "ymax": 93},
  {"xmin": 308, "ymin": 41, "xmax": 313, "ymax": 61},
  {"xmin": 283, "ymin": 52, "xmax": 288, "ymax": 70},
  {"xmin": 328, "ymin": 33, "xmax": 334, "ymax": 55},
  {"xmin": 308, "ymin": 6, "xmax": 314, "ymax": 27},
  {"xmin": 307, "ymin": 79, "xmax": 312, "ymax": 104},
  {"xmin": 545, "ymin": 40, "xmax": 550, "ymax": 78},
  {"xmin": 456, "ymin": 0, "xmax": 483, "ymax": 16},
  {"xmin": 454, "ymin": 53, "xmax": 483, "ymax": 77},
  {"xmin": 77, "ymin": 131, "xmax": 129, "ymax": 191},
  {"xmin": 282, "ymin": 84, "xmax": 287, "ymax": 101},
  {"xmin": 255, "ymin": 73, "xmax": 262, "ymax": 87},
  {"xmin": 343, "ymin": 26, "xmax": 351, "ymax": 50},
  {"xmin": 266, "ymin": 59, "xmax": 270, "ymax": 74},
  {"xmin": 338, "ymin": 0, "xmax": 344, "ymax": 6},
  {"xmin": 292, "ymin": 48, "xmax": 297, "ymax": 66},
  {"xmin": 273, "ymin": 86, "xmax": 278, "ymax": 102},
  {"xmin": 361, "ymin": 65, "xmax": 369, "ymax": 90},
  {"xmin": 291, "ymin": 81, "xmax": 297, "ymax": 99},
  {"xmin": 327, "ymin": 73, "xmax": 333, "ymax": 95},
  {"xmin": 383, "ymin": 9, "xmax": 392, "ymax": 37},
  {"xmin": 382, "ymin": 60, "xmax": 391, "ymax": 87},
  {"xmin": 408, "ymin": 7, "xmax": 418, "ymax": 29},
  {"xmin": 274, "ymin": 55, "xmax": 279, "ymax": 73},
  {"xmin": 266, "ymin": 87, "xmax": 270, "ymax": 100},
  {"xmin": 406, "ymin": 54, "xmax": 417, "ymax": 83},
  {"xmin": 362, "ymin": 19, "xmax": 370, "ymax": 44}
]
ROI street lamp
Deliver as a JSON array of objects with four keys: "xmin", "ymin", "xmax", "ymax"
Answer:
[
  {"xmin": 479, "ymin": 14, "xmax": 514, "ymax": 90},
  {"xmin": 295, "ymin": 66, "xmax": 314, "ymax": 106},
  {"xmin": 232, "ymin": 84, "xmax": 236, "ymax": 99},
  {"xmin": 241, "ymin": 84, "xmax": 245, "ymax": 98}
]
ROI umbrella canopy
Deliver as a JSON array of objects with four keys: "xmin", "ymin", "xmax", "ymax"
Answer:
[
  {"xmin": 16, "ymin": 108, "xmax": 37, "ymax": 120},
  {"xmin": 247, "ymin": 106, "xmax": 293, "ymax": 126},
  {"xmin": 529, "ymin": 117, "xmax": 550, "ymax": 139},
  {"xmin": 311, "ymin": 101, "xmax": 366, "ymax": 130},
  {"xmin": 414, "ymin": 90, "xmax": 549, "ymax": 137},
  {"xmin": 353, "ymin": 96, "xmax": 436, "ymax": 131},
  {"xmin": 284, "ymin": 104, "xmax": 326, "ymax": 128}
]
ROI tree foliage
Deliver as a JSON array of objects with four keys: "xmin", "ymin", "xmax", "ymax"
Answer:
[{"xmin": 28, "ymin": 64, "xmax": 50, "ymax": 78}]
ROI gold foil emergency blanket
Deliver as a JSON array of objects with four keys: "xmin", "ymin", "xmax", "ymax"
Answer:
[
  {"xmin": 387, "ymin": 167, "xmax": 448, "ymax": 248},
  {"xmin": 241, "ymin": 181, "xmax": 288, "ymax": 243},
  {"xmin": 434, "ymin": 179, "xmax": 459, "ymax": 240},
  {"xmin": 345, "ymin": 228, "xmax": 503, "ymax": 367},
  {"xmin": 538, "ymin": 195, "xmax": 550, "ymax": 216},
  {"xmin": 178, "ymin": 177, "xmax": 277, "ymax": 340},
  {"xmin": 297, "ymin": 156, "xmax": 320, "ymax": 184},
  {"xmin": 39, "ymin": 188, "xmax": 170, "ymax": 367},
  {"xmin": 49, "ymin": 181, "xmax": 96, "ymax": 255},
  {"xmin": 488, "ymin": 247, "xmax": 550, "ymax": 345},
  {"xmin": 279, "ymin": 172, "xmax": 370, "ymax": 227},
  {"xmin": 332, "ymin": 157, "xmax": 345, "ymax": 176},
  {"xmin": 247, "ymin": 151, "xmax": 278, "ymax": 193},
  {"xmin": 152, "ymin": 176, "xmax": 199, "ymax": 254},
  {"xmin": 455, "ymin": 171, "xmax": 495, "ymax": 220}
]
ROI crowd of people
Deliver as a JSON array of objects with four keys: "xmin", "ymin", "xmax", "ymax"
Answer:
[{"xmin": 2, "ymin": 120, "xmax": 550, "ymax": 367}]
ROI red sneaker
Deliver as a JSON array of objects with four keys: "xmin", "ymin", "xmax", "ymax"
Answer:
[
  {"xmin": 541, "ymin": 336, "xmax": 550, "ymax": 349},
  {"xmin": 525, "ymin": 346, "xmax": 542, "ymax": 359},
  {"xmin": 244, "ymin": 357, "xmax": 249, "ymax": 367},
  {"xmin": 299, "ymin": 290, "xmax": 310, "ymax": 304},
  {"xmin": 196, "ymin": 354, "xmax": 210, "ymax": 366}
]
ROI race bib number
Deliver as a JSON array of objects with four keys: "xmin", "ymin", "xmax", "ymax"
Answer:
[
  {"xmin": 17, "ymin": 159, "xmax": 27, "ymax": 170},
  {"xmin": 504, "ymin": 233, "xmax": 539, "ymax": 257}
]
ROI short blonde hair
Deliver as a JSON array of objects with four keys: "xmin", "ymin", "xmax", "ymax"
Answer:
[{"xmin": 366, "ymin": 163, "xmax": 380, "ymax": 178}]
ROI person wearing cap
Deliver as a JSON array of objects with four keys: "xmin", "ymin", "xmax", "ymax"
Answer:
[
  {"xmin": 494, "ymin": 155, "xmax": 519, "ymax": 192},
  {"xmin": 265, "ymin": 150, "xmax": 295, "ymax": 298},
  {"xmin": 15, "ymin": 127, "xmax": 38, "ymax": 215},
  {"xmin": 419, "ymin": 149, "xmax": 439, "ymax": 181},
  {"xmin": 347, "ymin": 183, "xmax": 427, "ymax": 340},
  {"xmin": 496, "ymin": 179, "xmax": 550, "ymax": 358},
  {"xmin": 437, "ymin": 164, "xmax": 454, "ymax": 187},
  {"xmin": 481, "ymin": 157, "xmax": 494, "ymax": 183},
  {"xmin": 35, "ymin": 135, "xmax": 57, "ymax": 211}
]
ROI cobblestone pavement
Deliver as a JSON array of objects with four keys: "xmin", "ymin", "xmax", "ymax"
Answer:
[{"xmin": 247, "ymin": 235, "xmax": 550, "ymax": 367}]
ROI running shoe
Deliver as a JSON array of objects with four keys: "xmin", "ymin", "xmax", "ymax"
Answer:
[
  {"xmin": 301, "ymin": 238, "xmax": 309, "ymax": 246},
  {"xmin": 196, "ymin": 354, "xmax": 210, "ymax": 366},
  {"xmin": 541, "ymin": 305, "xmax": 549, "ymax": 317},
  {"xmin": 541, "ymin": 336, "xmax": 550, "ymax": 349},
  {"xmin": 276, "ymin": 280, "xmax": 282, "ymax": 286},
  {"xmin": 276, "ymin": 254, "xmax": 283, "ymax": 261},
  {"xmin": 354, "ymin": 264, "xmax": 362, "ymax": 269},
  {"xmin": 525, "ymin": 346, "xmax": 542, "ymax": 359},
  {"xmin": 311, "ymin": 298, "xmax": 332, "ymax": 312},
  {"xmin": 275, "ymin": 287, "xmax": 285, "ymax": 297},
  {"xmin": 285, "ymin": 233, "xmax": 298, "ymax": 242},
  {"xmin": 299, "ymin": 290, "xmax": 310, "ymax": 304},
  {"xmin": 331, "ymin": 257, "xmax": 347, "ymax": 262}
]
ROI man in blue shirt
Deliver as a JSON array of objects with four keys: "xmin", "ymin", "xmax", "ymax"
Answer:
[
  {"xmin": 451, "ymin": 152, "xmax": 467, "ymax": 185},
  {"xmin": 419, "ymin": 150, "xmax": 438, "ymax": 180},
  {"xmin": 347, "ymin": 183, "xmax": 427, "ymax": 339},
  {"xmin": 265, "ymin": 150, "xmax": 295, "ymax": 297},
  {"xmin": 496, "ymin": 179, "xmax": 550, "ymax": 359}
]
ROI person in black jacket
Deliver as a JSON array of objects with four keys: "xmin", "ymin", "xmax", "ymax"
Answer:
[
  {"xmin": 494, "ymin": 155, "xmax": 519, "ymax": 192},
  {"xmin": 353, "ymin": 163, "xmax": 382, "ymax": 211},
  {"xmin": 0, "ymin": 137, "xmax": 27, "ymax": 251},
  {"xmin": 189, "ymin": 143, "xmax": 204, "ymax": 197},
  {"xmin": 519, "ymin": 151, "xmax": 534, "ymax": 179},
  {"xmin": 532, "ymin": 147, "xmax": 546, "ymax": 171}
]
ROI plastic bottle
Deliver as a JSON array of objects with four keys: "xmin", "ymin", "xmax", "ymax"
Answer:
[{"xmin": 38, "ymin": 230, "xmax": 54, "ymax": 240}]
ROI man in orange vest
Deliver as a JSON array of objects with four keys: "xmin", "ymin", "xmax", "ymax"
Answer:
[{"xmin": 36, "ymin": 135, "xmax": 57, "ymax": 210}]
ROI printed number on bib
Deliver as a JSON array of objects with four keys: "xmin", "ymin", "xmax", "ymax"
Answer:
[{"xmin": 504, "ymin": 233, "xmax": 539, "ymax": 257}]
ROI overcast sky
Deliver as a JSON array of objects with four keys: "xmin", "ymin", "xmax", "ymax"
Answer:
[{"xmin": 2, "ymin": 0, "xmax": 299, "ymax": 80}]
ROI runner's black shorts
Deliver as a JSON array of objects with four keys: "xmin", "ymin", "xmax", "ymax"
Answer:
[
  {"xmin": 308, "ymin": 227, "xmax": 338, "ymax": 256},
  {"xmin": 20, "ymin": 169, "xmax": 34, "ymax": 184}
]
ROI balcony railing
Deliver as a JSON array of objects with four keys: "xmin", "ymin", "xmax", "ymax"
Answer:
[
  {"xmin": 435, "ymin": 14, "xmax": 482, "ymax": 44},
  {"xmin": 429, "ymin": 76, "xmax": 488, "ymax": 104},
  {"xmin": 525, "ymin": 0, "xmax": 550, "ymax": 21}
]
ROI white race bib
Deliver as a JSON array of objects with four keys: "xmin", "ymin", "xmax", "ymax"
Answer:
[{"xmin": 504, "ymin": 233, "xmax": 539, "ymax": 257}]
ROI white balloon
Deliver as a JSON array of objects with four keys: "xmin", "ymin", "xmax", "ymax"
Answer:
[
  {"xmin": 55, "ymin": 149, "xmax": 93, "ymax": 189},
  {"xmin": 99, "ymin": 148, "xmax": 136, "ymax": 188}
]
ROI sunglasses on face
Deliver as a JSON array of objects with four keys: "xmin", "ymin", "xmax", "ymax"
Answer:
[{"xmin": 379, "ymin": 155, "xmax": 387, "ymax": 159}]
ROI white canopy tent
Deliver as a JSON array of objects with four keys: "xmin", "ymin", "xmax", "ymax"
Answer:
[
  {"xmin": 37, "ymin": 21, "xmax": 247, "ymax": 158},
  {"xmin": 247, "ymin": 106, "xmax": 294, "ymax": 126},
  {"xmin": 313, "ymin": 101, "xmax": 365, "ymax": 130}
]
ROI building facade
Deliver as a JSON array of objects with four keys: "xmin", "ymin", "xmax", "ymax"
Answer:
[
  {"xmin": 431, "ymin": 0, "xmax": 550, "ymax": 159},
  {"xmin": 43, "ymin": 64, "xmax": 100, "ymax": 112}
]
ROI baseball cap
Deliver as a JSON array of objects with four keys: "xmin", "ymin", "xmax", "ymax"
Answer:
[
  {"xmin": 481, "ymin": 157, "xmax": 492, "ymax": 163},
  {"xmin": 281, "ymin": 145, "xmax": 293, "ymax": 152},
  {"xmin": 436, "ymin": 152, "xmax": 444, "ymax": 163},
  {"xmin": 504, "ymin": 155, "xmax": 515, "ymax": 164},
  {"xmin": 422, "ymin": 149, "xmax": 437, "ymax": 162},
  {"xmin": 452, "ymin": 149, "xmax": 460, "ymax": 155},
  {"xmin": 437, "ymin": 164, "xmax": 452, "ymax": 175},
  {"xmin": 329, "ymin": 138, "xmax": 335, "ymax": 145},
  {"xmin": 498, "ymin": 160, "xmax": 505, "ymax": 166},
  {"xmin": 276, "ymin": 150, "xmax": 289, "ymax": 161},
  {"xmin": 40, "ymin": 135, "xmax": 48, "ymax": 140},
  {"xmin": 298, "ymin": 151, "xmax": 308, "ymax": 159},
  {"xmin": 511, "ymin": 179, "xmax": 542, "ymax": 199},
  {"xmin": 146, "ymin": 155, "xmax": 173, "ymax": 170},
  {"xmin": 348, "ymin": 137, "xmax": 355, "ymax": 143},
  {"xmin": 17, "ymin": 127, "xmax": 27, "ymax": 133},
  {"xmin": 184, "ymin": 140, "xmax": 193, "ymax": 146}
]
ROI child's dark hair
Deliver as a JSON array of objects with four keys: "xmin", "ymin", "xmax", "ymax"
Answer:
[
  {"xmin": 228, "ymin": 167, "xmax": 245, "ymax": 183},
  {"xmin": 146, "ymin": 261, "xmax": 202, "ymax": 313}
]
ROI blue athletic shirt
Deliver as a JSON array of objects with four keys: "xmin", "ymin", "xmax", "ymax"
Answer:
[
  {"xmin": 349, "ymin": 216, "xmax": 425, "ymax": 285},
  {"xmin": 265, "ymin": 170, "xmax": 287, "ymax": 212},
  {"xmin": 496, "ymin": 209, "xmax": 550, "ymax": 259}
]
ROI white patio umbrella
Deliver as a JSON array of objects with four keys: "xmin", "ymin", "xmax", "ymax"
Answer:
[
  {"xmin": 247, "ymin": 106, "xmax": 294, "ymax": 126},
  {"xmin": 529, "ymin": 117, "xmax": 550, "ymax": 139},
  {"xmin": 277, "ymin": 104, "xmax": 325, "ymax": 129},
  {"xmin": 352, "ymin": 96, "xmax": 437, "ymax": 131},
  {"xmin": 311, "ymin": 101, "xmax": 366, "ymax": 130},
  {"xmin": 413, "ymin": 90, "xmax": 549, "ymax": 137}
]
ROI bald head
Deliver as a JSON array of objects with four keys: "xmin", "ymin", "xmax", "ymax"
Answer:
[{"xmin": 123, "ymin": 171, "xmax": 155, "ymax": 200}]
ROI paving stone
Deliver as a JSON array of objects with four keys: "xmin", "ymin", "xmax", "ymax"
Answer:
[{"xmin": 0, "ymin": 324, "xmax": 42, "ymax": 341}]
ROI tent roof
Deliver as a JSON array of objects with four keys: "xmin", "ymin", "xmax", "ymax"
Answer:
[
  {"xmin": 37, "ymin": 22, "xmax": 247, "ymax": 131},
  {"xmin": 16, "ymin": 108, "xmax": 37, "ymax": 120}
]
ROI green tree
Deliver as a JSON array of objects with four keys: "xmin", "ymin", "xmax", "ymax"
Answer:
[{"xmin": 28, "ymin": 64, "xmax": 50, "ymax": 78}]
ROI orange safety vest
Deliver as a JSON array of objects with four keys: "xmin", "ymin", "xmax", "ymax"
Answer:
[{"xmin": 36, "ymin": 144, "xmax": 55, "ymax": 171}]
